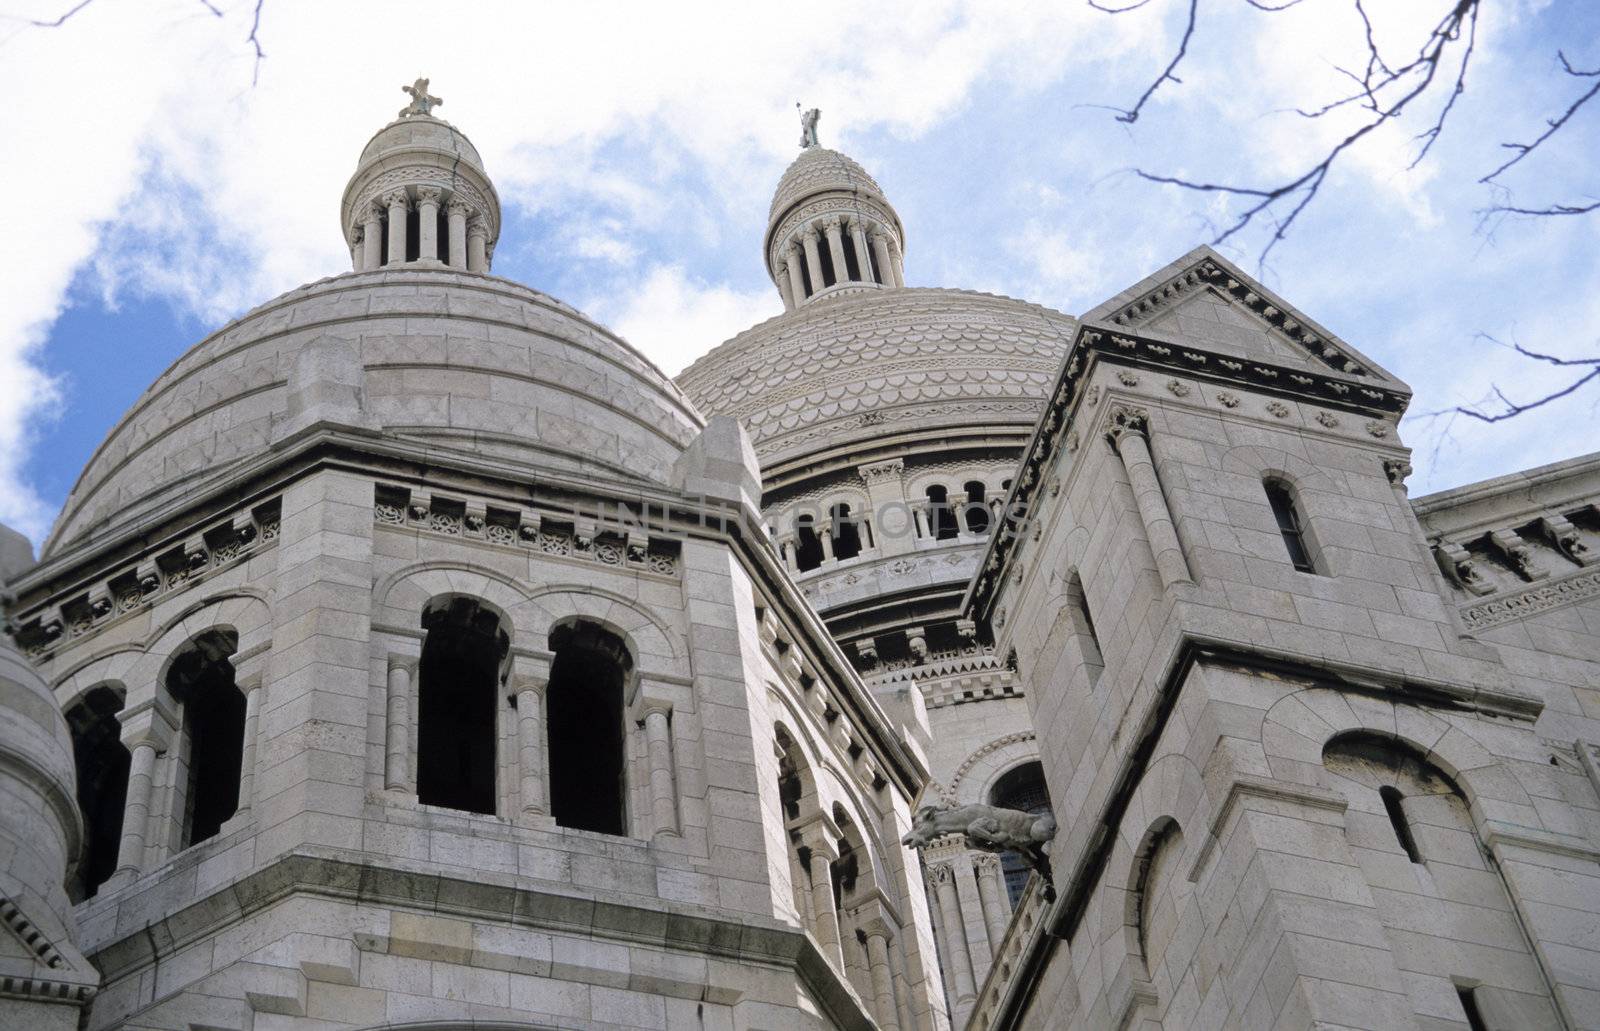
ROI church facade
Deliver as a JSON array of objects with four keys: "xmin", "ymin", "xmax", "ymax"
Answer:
[{"xmin": 2, "ymin": 88, "xmax": 1598, "ymax": 1031}]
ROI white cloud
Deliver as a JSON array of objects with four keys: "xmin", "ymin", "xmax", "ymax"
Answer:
[
  {"xmin": 0, "ymin": 0, "xmax": 1167, "ymax": 541},
  {"xmin": 592, "ymin": 266, "xmax": 779, "ymax": 377}
]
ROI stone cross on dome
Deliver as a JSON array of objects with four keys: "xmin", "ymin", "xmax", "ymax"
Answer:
[
  {"xmin": 798, "ymin": 105, "xmax": 820, "ymax": 149},
  {"xmin": 400, "ymin": 78, "xmax": 443, "ymax": 118}
]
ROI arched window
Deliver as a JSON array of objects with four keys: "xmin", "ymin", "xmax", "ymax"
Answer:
[
  {"xmin": 1064, "ymin": 570, "xmax": 1104, "ymax": 688},
  {"xmin": 417, "ymin": 597, "xmax": 507, "ymax": 815},
  {"xmin": 795, "ymin": 514, "xmax": 825, "ymax": 571},
  {"xmin": 989, "ymin": 761, "xmax": 1053, "ymax": 905},
  {"xmin": 166, "ymin": 629, "xmax": 244, "ymax": 847},
  {"xmin": 1133, "ymin": 820, "xmax": 1185, "ymax": 977},
  {"xmin": 547, "ymin": 621, "xmax": 629, "ymax": 835},
  {"xmin": 64, "ymin": 685, "xmax": 129, "ymax": 900},
  {"xmin": 926, "ymin": 485, "xmax": 959, "ymax": 541},
  {"xmin": 830, "ymin": 503, "xmax": 863, "ymax": 561},
  {"xmin": 1264, "ymin": 478, "xmax": 1318, "ymax": 574},
  {"xmin": 963, "ymin": 481, "xmax": 990, "ymax": 535}
]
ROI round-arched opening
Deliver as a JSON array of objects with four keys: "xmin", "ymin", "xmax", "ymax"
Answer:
[
  {"xmin": 165, "ymin": 628, "xmax": 243, "ymax": 847},
  {"xmin": 417, "ymin": 597, "xmax": 510, "ymax": 815},
  {"xmin": 547, "ymin": 620, "xmax": 633, "ymax": 836},
  {"xmin": 64, "ymin": 683, "xmax": 129, "ymax": 901},
  {"xmin": 989, "ymin": 760, "xmax": 1052, "ymax": 905}
]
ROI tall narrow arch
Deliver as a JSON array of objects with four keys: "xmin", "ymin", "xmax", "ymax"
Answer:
[
  {"xmin": 830, "ymin": 502, "xmax": 863, "ymax": 561},
  {"xmin": 926, "ymin": 485, "xmax": 959, "ymax": 541},
  {"xmin": 547, "ymin": 620, "xmax": 631, "ymax": 835},
  {"xmin": 988, "ymin": 760, "xmax": 1053, "ymax": 905},
  {"xmin": 165, "ymin": 628, "xmax": 244, "ymax": 847},
  {"xmin": 795, "ymin": 513, "xmax": 825, "ymax": 571},
  {"xmin": 1132, "ymin": 818, "xmax": 1185, "ymax": 976},
  {"xmin": 1264, "ymin": 477, "xmax": 1319, "ymax": 574},
  {"xmin": 963, "ymin": 481, "xmax": 990, "ymax": 535},
  {"xmin": 417, "ymin": 596, "xmax": 508, "ymax": 815},
  {"xmin": 64, "ymin": 684, "xmax": 129, "ymax": 900},
  {"xmin": 1063, "ymin": 569, "xmax": 1104, "ymax": 688}
]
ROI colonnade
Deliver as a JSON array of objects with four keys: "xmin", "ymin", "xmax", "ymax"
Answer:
[
  {"xmin": 925, "ymin": 848, "xmax": 1014, "ymax": 1025},
  {"xmin": 775, "ymin": 213, "xmax": 903, "ymax": 310},
  {"xmin": 352, "ymin": 188, "xmax": 491, "ymax": 273}
]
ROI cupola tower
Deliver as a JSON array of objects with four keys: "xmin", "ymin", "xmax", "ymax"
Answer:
[
  {"xmin": 340, "ymin": 78, "xmax": 502, "ymax": 273},
  {"xmin": 765, "ymin": 108, "xmax": 906, "ymax": 310}
]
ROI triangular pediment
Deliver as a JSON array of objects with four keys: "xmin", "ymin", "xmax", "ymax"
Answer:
[{"xmin": 1083, "ymin": 245, "xmax": 1406, "ymax": 391}]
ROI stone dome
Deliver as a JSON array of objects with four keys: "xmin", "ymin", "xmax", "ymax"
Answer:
[
  {"xmin": 676, "ymin": 287, "xmax": 1075, "ymax": 479},
  {"xmin": 357, "ymin": 114, "xmax": 484, "ymax": 168},
  {"xmin": 769, "ymin": 146, "xmax": 887, "ymax": 219},
  {"xmin": 44, "ymin": 270, "xmax": 704, "ymax": 557}
]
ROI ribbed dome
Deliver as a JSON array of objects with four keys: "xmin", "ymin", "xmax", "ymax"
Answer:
[
  {"xmin": 677, "ymin": 288, "xmax": 1075, "ymax": 475},
  {"xmin": 44, "ymin": 270, "xmax": 705, "ymax": 557},
  {"xmin": 769, "ymin": 147, "xmax": 886, "ymax": 219}
]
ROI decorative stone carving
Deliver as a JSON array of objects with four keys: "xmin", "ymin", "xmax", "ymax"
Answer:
[
  {"xmin": 400, "ymin": 77, "xmax": 443, "ymax": 118},
  {"xmin": 1315, "ymin": 410, "xmax": 1340, "ymax": 428},
  {"xmin": 859, "ymin": 459, "xmax": 905, "ymax": 484},
  {"xmin": 1265, "ymin": 400, "xmax": 1290, "ymax": 418},
  {"xmin": 1116, "ymin": 370, "xmax": 1140, "ymax": 387},
  {"xmin": 1489, "ymin": 528, "xmax": 1546, "ymax": 581},
  {"xmin": 1541, "ymin": 514, "xmax": 1593, "ymax": 565},
  {"xmin": 1383, "ymin": 459, "xmax": 1413, "ymax": 486},
  {"xmin": 1165, "ymin": 378, "xmax": 1190, "ymax": 397},
  {"xmin": 1433, "ymin": 539, "xmax": 1495, "ymax": 596},
  {"xmin": 1216, "ymin": 391, "xmax": 1240, "ymax": 408},
  {"xmin": 901, "ymin": 801, "xmax": 1057, "ymax": 885},
  {"xmin": 1365, "ymin": 419, "xmax": 1390, "ymax": 438},
  {"xmin": 799, "ymin": 105, "xmax": 821, "ymax": 149},
  {"xmin": 1104, "ymin": 403, "xmax": 1150, "ymax": 446}
]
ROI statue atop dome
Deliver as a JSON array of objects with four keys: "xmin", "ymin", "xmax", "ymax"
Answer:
[
  {"xmin": 400, "ymin": 77, "xmax": 443, "ymax": 118},
  {"xmin": 798, "ymin": 105, "xmax": 820, "ymax": 149}
]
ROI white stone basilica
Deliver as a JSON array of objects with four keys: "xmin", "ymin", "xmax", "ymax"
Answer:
[{"xmin": 3, "ymin": 87, "xmax": 1600, "ymax": 1031}]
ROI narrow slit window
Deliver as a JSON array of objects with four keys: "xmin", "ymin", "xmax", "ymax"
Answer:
[
  {"xmin": 1264, "ymin": 478, "xmax": 1318, "ymax": 573},
  {"xmin": 794, "ymin": 514, "xmax": 825, "ymax": 570},
  {"xmin": 1457, "ymin": 986, "xmax": 1488, "ymax": 1031},
  {"xmin": 167, "ymin": 629, "xmax": 245, "ymax": 848},
  {"xmin": 964, "ymin": 481, "xmax": 990, "ymax": 535},
  {"xmin": 830, "ymin": 503, "xmax": 862, "ymax": 560},
  {"xmin": 1065, "ymin": 571, "xmax": 1104, "ymax": 687},
  {"xmin": 65, "ymin": 686, "xmax": 130, "ymax": 900},
  {"xmin": 926, "ymin": 486, "xmax": 959, "ymax": 541},
  {"xmin": 1380, "ymin": 785, "xmax": 1421, "ymax": 863}
]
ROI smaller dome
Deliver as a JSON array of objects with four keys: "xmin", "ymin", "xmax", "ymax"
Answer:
[
  {"xmin": 358, "ymin": 114, "xmax": 485, "ymax": 168},
  {"xmin": 769, "ymin": 147, "xmax": 886, "ymax": 219}
]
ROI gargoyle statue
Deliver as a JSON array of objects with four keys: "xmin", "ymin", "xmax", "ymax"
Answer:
[{"xmin": 902, "ymin": 801, "xmax": 1057, "ymax": 893}]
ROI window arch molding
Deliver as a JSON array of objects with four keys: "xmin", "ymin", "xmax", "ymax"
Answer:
[
  {"xmin": 949, "ymin": 733, "xmax": 1040, "ymax": 806},
  {"xmin": 375, "ymin": 560, "xmax": 531, "ymax": 640},
  {"xmin": 522, "ymin": 585, "xmax": 686, "ymax": 681}
]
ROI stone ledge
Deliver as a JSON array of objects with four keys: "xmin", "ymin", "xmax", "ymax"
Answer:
[{"xmin": 88, "ymin": 849, "xmax": 878, "ymax": 1030}]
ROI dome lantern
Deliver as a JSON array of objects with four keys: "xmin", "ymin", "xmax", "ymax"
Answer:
[
  {"xmin": 764, "ymin": 109, "xmax": 905, "ymax": 311},
  {"xmin": 340, "ymin": 78, "xmax": 502, "ymax": 274}
]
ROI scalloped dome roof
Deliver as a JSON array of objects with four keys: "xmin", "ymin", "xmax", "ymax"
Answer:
[
  {"xmin": 676, "ymin": 288, "xmax": 1076, "ymax": 473},
  {"xmin": 769, "ymin": 147, "xmax": 886, "ymax": 219},
  {"xmin": 44, "ymin": 271, "xmax": 704, "ymax": 557}
]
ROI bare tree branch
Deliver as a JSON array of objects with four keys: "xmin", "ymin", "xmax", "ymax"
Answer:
[
  {"xmin": 19, "ymin": 0, "xmax": 95, "ymax": 28},
  {"xmin": 245, "ymin": 0, "xmax": 265, "ymax": 85},
  {"xmin": 1423, "ymin": 335, "xmax": 1600, "ymax": 424},
  {"xmin": 1097, "ymin": 0, "xmax": 1198, "ymax": 124},
  {"xmin": 1480, "ymin": 51, "xmax": 1600, "ymax": 185}
]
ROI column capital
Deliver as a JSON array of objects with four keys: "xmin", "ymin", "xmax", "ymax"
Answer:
[
  {"xmin": 820, "ymin": 214, "xmax": 843, "ymax": 232},
  {"xmin": 794, "ymin": 815, "xmax": 842, "ymax": 856},
  {"xmin": 857, "ymin": 915, "xmax": 896, "ymax": 942},
  {"xmin": 926, "ymin": 859, "xmax": 957, "ymax": 887},
  {"xmin": 858, "ymin": 458, "xmax": 905, "ymax": 484},
  {"xmin": 119, "ymin": 699, "xmax": 178, "ymax": 751},
  {"xmin": 414, "ymin": 185, "xmax": 442, "ymax": 205},
  {"xmin": 466, "ymin": 215, "xmax": 490, "ymax": 239},
  {"xmin": 382, "ymin": 189, "xmax": 411, "ymax": 210},
  {"xmin": 774, "ymin": 256, "xmax": 788, "ymax": 274},
  {"xmin": 367, "ymin": 200, "xmax": 388, "ymax": 222},
  {"xmin": 446, "ymin": 198, "xmax": 474, "ymax": 217},
  {"xmin": 971, "ymin": 850, "xmax": 1002, "ymax": 874},
  {"xmin": 1104, "ymin": 402, "xmax": 1150, "ymax": 446},
  {"xmin": 350, "ymin": 224, "xmax": 364, "ymax": 244},
  {"xmin": 803, "ymin": 223, "xmax": 822, "ymax": 242}
]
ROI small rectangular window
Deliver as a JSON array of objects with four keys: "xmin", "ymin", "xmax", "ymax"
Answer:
[{"xmin": 1264, "ymin": 479, "xmax": 1318, "ymax": 574}]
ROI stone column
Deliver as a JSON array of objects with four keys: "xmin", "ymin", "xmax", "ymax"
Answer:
[
  {"xmin": 1106, "ymin": 404, "xmax": 1192, "ymax": 589},
  {"xmin": 886, "ymin": 234, "xmax": 905, "ymax": 287},
  {"xmin": 774, "ymin": 257, "xmax": 793, "ymax": 310},
  {"xmin": 467, "ymin": 216, "xmax": 490, "ymax": 273},
  {"xmin": 233, "ymin": 667, "xmax": 265, "ymax": 818},
  {"xmin": 514, "ymin": 676, "xmax": 548, "ymax": 816},
  {"xmin": 778, "ymin": 537, "xmax": 796, "ymax": 571},
  {"xmin": 955, "ymin": 850, "xmax": 995, "ymax": 977},
  {"xmin": 350, "ymin": 225, "xmax": 364, "ymax": 272},
  {"xmin": 384, "ymin": 656, "xmax": 413, "ymax": 791},
  {"xmin": 930, "ymin": 861, "xmax": 976, "ymax": 1005},
  {"xmin": 362, "ymin": 202, "xmax": 383, "ymax": 270},
  {"xmin": 110, "ymin": 703, "xmax": 175, "ymax": 883},
  {"xmin": 822, "ymin": 216, "xmax": 849, "ymax": 285},
  {"xmin": 913, "ymin": 506, "xmax": 929, "ymax": 539},
  {"xmin": 446, "ymin": 200, "xmax": 471, "ymax": 268},
  {"xmin": 802, "ymin": 225, "xmax": 825, "ymax": 291},
  {"xmin": 384, "ymin": 190, "xmax": 410, "ymax": 266},
  {"xmin": 415, "ymin": 186, "xmax": 441, "ymax": 262},
  {"xmin": 819, "ymin": 523, "xmax": 835, "ymax": 563},
  {"xmin": 800, "ymin": 825, "xmax": 847, "ymax": 971},
  {"xmin": 640, "ymin": 704, "xmax": 678, "ymax": 837},
  {"xmin": 850, "ymin": 220, "xmax": 873, "ymax": 283},
  {"xmin": 870, "ymin": 230, "xmax": 894, "ymax": 287},
  {"xmin": 862, "ymin": 922, "xmax": 903, "ymax": 1031},
  {"xmin": 786, "ymin": 239, "xmax": 808, "ymax": 301},
  {"xmin": 973, "ymin": 852, "xmax": 1011, "ymax": 953}
]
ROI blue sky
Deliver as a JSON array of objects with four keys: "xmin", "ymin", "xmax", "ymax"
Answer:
[{"xmin": 3, "ymin": 0, "xmax": 1597, "ymax": 544}]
